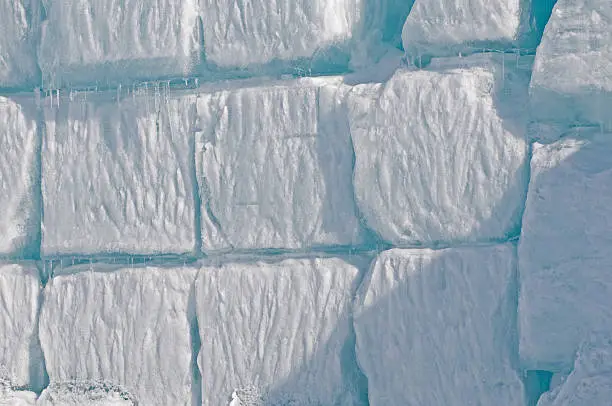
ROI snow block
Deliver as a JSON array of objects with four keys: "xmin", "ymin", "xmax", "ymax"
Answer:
[
  {"xmin": 518, "ymin": 132, "xmax": 612, "ymax": 371},
  {"xmin": 39, "ymin": 265, "xmax": 198, "ymax": 406},
  {"xmin": 0, "ymin": 0, "xmax": 40, "ymax": 88},
  {"xmin": 197, "ymin": 257, "xmax": 360, "ymax": 405},
  {"xmin": 199, "ymin": 0, "xmax": 360, "ymax": 68},
  {"xmin": 42, "ymin": 92, "xmax": 197, "ymax": 257},
  {"xmin": 0, "ymin": 97, "xmax": 40, "ymax": 257},
  {"xmin": 402, "ymin": 0, "xmax": 526, "ymax": 58},
  {"xmin": 353, "ymin": 244, "xmax": 524, "ymax": 406},
  {"xmin": 0, "ymin": 388, "xmax": 36, "ymax": 406},
  {"xmin": 530, "ymin": 0, "xmax": 612, "ymax": 128},
  {"xmin": 347, "ymin": 55, "xmax": 529, "ymax": 245},
  {"xmin": 537, "ymin": 335, "xmax": 612, "ymax": 406},
  {"xmin": 0, "ymin": 263, "xmax": 41, "ymax": 389},
  {"xmin": 38, "ymin": 0, "xmax": 201, "ymax": 89},
  {"xmin": 196, "ymin": 78, "xmax": 362, "ymax": 251}
]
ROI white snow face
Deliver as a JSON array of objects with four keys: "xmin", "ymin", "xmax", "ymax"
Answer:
[
  {"xmin": 0, "ymin": 0, "xmax": 39, "ymax": 88},
  {"xmin": 42, "ymin": 92, "xmax": 197, "ymax": 257},
  {"xmin": 196, "ymin": 79, "xmax": 362, "ymax": 252},
  {"xmin": 402, "ymin": 0, "xmax": 523, "ymax": 58},
  {"xmin": 518, "ymin": 132, "xmax": 612, "ymax": 371},
  {"xmin": 347, "ymin": 55, "xmax": 529, "ymax": 246},
  {"xmin": 0, "ymin": 263, "xmax": 41, "ymax": 389},
  {"xmin": 537, "ymin": 335, "xmax": 612, "ymax": 406},
  {"xmin": 530, "ymin": 0, "xmax": 612, "ymax": 128},
  {"xmin": 199, "ymin": 0, "xmax": 360, "ymax": 68},
  {"xmin": 38, "ymin": 0, "xmax": 201, "ymax": 89},
  {"xmin": 197, "ymin": 257, "xmax": 360, "ymax": 405},
  {"xmin": 0, "ymin": 97, "xmax": 39, "ymax": 257},
  {"xmin": 39, "ymin": 265, "xmax": 198, "ymax": 406},
  {"xmin": 0, "ymin": 388, "xmax": 36, "ymax": 406},
  {"xmin": 353, "ymin": 244, "xmax": 524, "ymax": 406}
]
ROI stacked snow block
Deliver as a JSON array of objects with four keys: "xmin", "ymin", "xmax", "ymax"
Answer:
[
  {"xmin": 42, "ymin": 90, "xmax": 197, "ymax": 257},
  {"xmin": 196, "ymin": 77, "xmax": 362, "ymax": 252},
  {"xmin": 0, "ymin": 96, "xmax": 40, "ymax": 257},
  {"xmin": 0, "ymin": 0, "xmax": 40, "ymax": 89},
  {"xmin": 39, "ymin": 265, "xmax": 198, "ymax": 405},
  {"xmin": 529, "ymin": 0, "xmax": 612, "ymax": 130},
  {"xmin": 347, "ymin": 54, "xmax": 530, "ymax": 246}
]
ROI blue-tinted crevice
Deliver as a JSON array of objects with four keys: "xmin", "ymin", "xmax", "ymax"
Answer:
[{"xmin": 524, "ymin": 370, "xmax": 553, "ymax": 405}]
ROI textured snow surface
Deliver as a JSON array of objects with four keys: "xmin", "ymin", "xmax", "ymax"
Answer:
[
  {"xmin": 42, "ymin": 93, "xmax": 196, "ymax": 257},
  {"xmin": 197, "ymin": 257, "xmax": 360, "ymax": 405},
  {"xmin": 0, "ymin": 0, "xmax": 39, "ymax": 88},
  {"xmin": 38, "ymin": 0, "xmax": 201, "ymax": 88},
  {"xmin": 537, "ymin": 335, "xmax": 612, "ymax": 406},
  {"xmin": 39, "ymin": 265, "xmax": 198, "ymax": 406},
  {"xmin": 354, "ymin": 244, "xmax": 524, "ymax": 406},
  {"xmin": 37, "ymin": 382, "xmax": 135, "ymax": 405},
  {"xmin": 200, "ymin": 0, "xmax": 360, "ymax": 68},
  {"xmin": 197, "ymin": 78, "xmax": 362, "ymax": 251},
  {"xmin": 0, "ymin": 263, "xmax": 41, "ymax": 389},
  {"xmin": 518, "ymin": 132, "xmax": 612, "ymax": 371},
  {"xmin": 530, "ymin": 0, "xmax": 612, "ymax": 128},
  {"xmin": 347, "ymin": 55, "xmax": 529, "ymax": 245},
  {"xmin": 402, "ymin": 0, "xmax": 524, "ymax": 58},
  {"xmin": 0, "ymin": 97, "xmax": 40, "ymax": 256},
  {"xmin": 0, "ymin": 387, "xmax": 36, "ymax": 406}
]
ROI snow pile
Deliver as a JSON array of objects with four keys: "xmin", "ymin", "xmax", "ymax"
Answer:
[
  {"xmin": 0, "ymin": 263, "xmax": 41, "ymax": 389},
  {"xmin": 197, "ymin": 257, "xmax": 360, "ymax": 405},
  {"xmin": 197, "ymin": 78, "xmax": 362, "ymax": 251},
  {"xmin": 529, "ymin": 0, "xmax": 612, "ymax": 128},
  {"xmin": 38, "ymin": 0, "xmax": 201, "ymax": 88},
  {"xmin": 0, "ymin": 97, "xmax": 40, "ymax": 256},
  {"xmin": 37, "ymin": 381, "xmax": 136, "ymax": 406},
  {"xmin": 39, "ymin": 265, "xmax": 198, "ymax": 406},
  {"xmin": 42, "ymin": 92, "xmax": 197, "ymax": 257},
  {"xmin": 538, "ymin": 335, "xmax": 612, "ymax": 406},
  {"xmin": 402, "ymin": 0, "xmax": 526, "ymax": 59},
  {"xmin": 347, "ymin": 55, "xmax": 529, "ymax": 245},
  {"xmin": 0, "ymin": 0, "xmax": 40, "ymax": 88},
  {"xmin": 354, "ymin": 244, "xmax": 524, "ymax": 406},
  {"xmin": 519, "ymin": 131, "xmax": 612, "ymax": 371}
]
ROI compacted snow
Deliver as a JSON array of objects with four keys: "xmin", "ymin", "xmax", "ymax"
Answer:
[
  {"xmin": 39, "ymin": 265, "xmax": 198, "ymax": 406},
  {"xmin": 0, "ymin": 263, "xmax": 41, "ymax": 389},
  {"xmin": 0, "ymin": 0, "xmax": 39, "ymax": 88},
  {"xmin": 347, "ymin": 55, "xmax": 529, "ymax": 245},
  {"xmin": 402, "ymin": 0, "xmax": 525, "ymax": 58},
  {"xmin": 196, "ymin": 78, "xmax": 362, "ymax": 251},
  {"xmin": 0, "ymin": 96, "xmax": 39, "ymax": 257},
  {"xmin": 42, "ymin": 92, "xmax": 197, "ymax": 257},
  {"xmin": 519, "ymin": 131, "xmax": 612, "ymax": 372},
  {"xmin": 197, "ymin": 257, "xmax": 360, "ymax": 405},
  {"xmin": 530, "ymin": 0, "xmax": 612, "ymax": 128},
  {"xmin": 38, "ymin": 0, "xmax": 201, "ymax": 88},
  {"xmin": 354, "ymin": 244, "xmax": 524, "ymax": 406}
]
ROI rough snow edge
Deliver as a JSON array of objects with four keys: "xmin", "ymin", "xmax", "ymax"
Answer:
[{"xmin": 38, "ymin": 381, "xmax": 137, "ymax": 405}]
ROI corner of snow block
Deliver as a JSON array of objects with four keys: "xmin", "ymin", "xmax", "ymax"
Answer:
[
  {"xmin": 401, "ymin": 0, "xmax": 526, "ymax": 60},
  {"xmin": 536, "ymin": 335, "xmax": 612, "ymax": 406},
  {"xmin": 529, "ymin": 0, "xmax": 612, "ymax": 129},
  {"xmin": 0, "ymin": 96, "xmax": 41, "ymax": 258},
  {"xmin": 347, "ymin": 54, "xmax": 530, "ymax": 246},
  {"xmin": 41, "ymin": 91, "xmax": 198, "ymax": 257},
  {"xmin": 196, "ymin": 78, "xmax": 363, "ymax": 252},
  {"xmin": 196, "ymin": 257, "xmax": 361, "ymax": 405},
  {"xmin": 353, "ymin": 244, "xmax": 524, "ymax": 406},
  {"xmin": 518, "ymin": 131, "xmax": 612, "ymax": 372},
  {"xmin": 0, "ymin": 0, "xmax": 41, "ymax": 89},
  {"xmin": 0, "ymin": 262, "xmax": 41, "ymax": 390},
  {"xmin": 39, "ymin": 264, "xmax": 199, "ymax": 406},
  {"xmin": 38, "ymin": 0, "xmax": 201, "ymax": 89}
]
